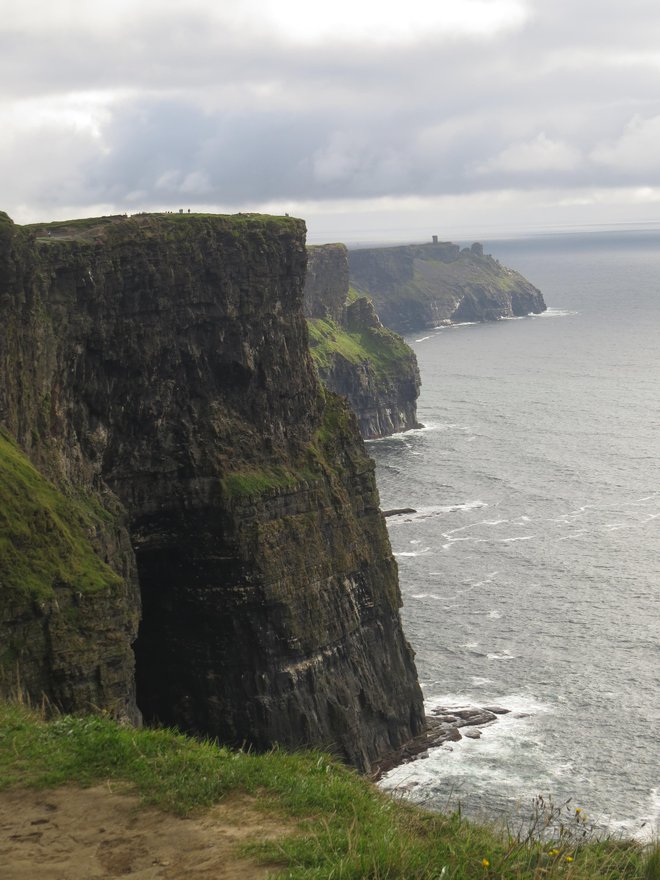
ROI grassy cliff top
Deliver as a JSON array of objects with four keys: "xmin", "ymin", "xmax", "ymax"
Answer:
[
  {"xmin": 22, "ymin": 211, "xmax": 305, "ymax": 244},
  {"xmin": 0, "ymin": 702, "xmax": 657, "ymax": 880}
]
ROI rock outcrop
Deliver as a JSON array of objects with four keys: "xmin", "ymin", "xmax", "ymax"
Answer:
[
  {"xmin": 304, "ymin": 244, "xmax": 421, "ymax": 439},
  {"xmin": 0, "ymin": 211, "xmax": 424, "ymax": 771},
  {"xmin": 348, "ymin": 240, "xmax": 546, "ymax": 333}
]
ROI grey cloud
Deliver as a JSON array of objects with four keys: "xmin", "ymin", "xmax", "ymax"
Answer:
[{"xmin": 3, "ymin": 0, "xmax": 660, "ymax": 220}]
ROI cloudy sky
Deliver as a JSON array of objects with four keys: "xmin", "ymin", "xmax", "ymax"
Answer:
[{"xmin": 3, "ymin": 0, "xmax": 660, "ymax": 241}]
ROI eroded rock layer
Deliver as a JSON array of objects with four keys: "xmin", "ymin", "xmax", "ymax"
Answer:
[
  {"xmin": 305, "ymin": 244, "xmax": 421, "ymax": 438},
  {"xmin": 0, "ymin": 211, "xmax": 424, "ymax": 770}
]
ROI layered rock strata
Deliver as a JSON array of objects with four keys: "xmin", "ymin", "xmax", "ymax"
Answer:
[
  {"xmin": 348, "ymin": 240, "xmax": 546, "ymax": 333},
  {"xmin": 0, "ymin": 211, "xmax": 424, "ymax": 770},
  {"xmin": 305, "ymin": 244, "xmax": 421, "ymax": 438}
]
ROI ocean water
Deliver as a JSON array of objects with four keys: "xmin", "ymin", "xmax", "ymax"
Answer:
[{"xmin": 371, "ymin": 230, "xmax": 660, "ymax": 840}]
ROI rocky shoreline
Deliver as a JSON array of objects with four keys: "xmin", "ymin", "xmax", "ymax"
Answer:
[{"xmin": 372, "ymin": 704, "xmax": 511, "ymax": 780}]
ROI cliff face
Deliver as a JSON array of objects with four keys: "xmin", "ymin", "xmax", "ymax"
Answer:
[
  {"xmin": 348, "ymin": 241, "xmax": 546, "ymax": 333},
  {"xmin": 0, "ymin": 211, "xmax": 424, "ymax": 770},
  {"xmin": 304, "ymin": 245, "xmax": 421, "ymax": 439}
]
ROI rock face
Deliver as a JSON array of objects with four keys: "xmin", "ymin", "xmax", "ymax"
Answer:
[
  {"xmin": 0, "ymin": 211, "xmax": 424, "ymax": 771},
  {"xmin": 348, "ymin": 240, "xmax": 546, "ymax": 333},
  {"xmin": 304, "ymin": 244, "xmax": 421, "ymax": 439}
]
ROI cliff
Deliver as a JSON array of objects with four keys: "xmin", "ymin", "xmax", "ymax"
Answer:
[
  {"xmin": 304, "ymin": 244, "xmax": 421, "ymax": 438},
  {"xmin": 0, "ymin": 211, "xmax": 424, "ymax": 771},
  {"xmin": 348, "ymin": 240, "xmax": 546, "ymax": 333}
]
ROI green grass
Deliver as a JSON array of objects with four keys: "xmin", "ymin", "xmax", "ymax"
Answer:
[
  {"xmin": 0, "ymin": 702, "xmax": 657, "ymax": 880},
  {"xmin": 24, "ymin": 211, "xmax": 302, "ymax": 242},
  {"xmin": 307, "ymin": 315, "xmax": 413, "ymax": 380},
  {"xmin": 0, "ymin": 429, "xmax": 121, "ymax": 600},
  {"xmin": 221, "ymin": 464, "xmax": 316, "ymax": 500}
]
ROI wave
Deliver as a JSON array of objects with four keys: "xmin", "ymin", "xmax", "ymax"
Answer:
[
  {"xmin": 431, "ymin": 321, "xmax": 479, "ymax": 330},
  {"xmin": 366, "ymin": 423, "xmax": 441, "ymax": 443},
  {"xmin": 397, "ymin": 501, "xmax": 487, "ymax": 521},
  {"xmin": 538, "ymin": 308, "xmax": 579, "ymax": 318},
  {"xmin": 486, "ymin": 650, "xmax": 517, "ymax": 661}
]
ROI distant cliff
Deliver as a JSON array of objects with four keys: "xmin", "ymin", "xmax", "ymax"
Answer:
[
  {"xmin": 0, "ymin": 211, "xmax": 424, "ymax": 771},
  {"xmin": 304, "ymin": 244, "xmax": 421, "ymax": 438},
  {"xmin": 348, "ymin": 240, "xmax": 546, "ymax": 333}
]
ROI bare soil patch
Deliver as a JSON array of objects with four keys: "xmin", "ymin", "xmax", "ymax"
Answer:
[{"xmin": 0, "ymin": 785, "xmax": 290, "ymax": 879}]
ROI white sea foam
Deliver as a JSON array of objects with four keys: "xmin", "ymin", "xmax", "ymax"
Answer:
[
  {"xmin": 387, "ymin": 501, "xmax": 487, "ymax": 529},
  {"xmin": 442, "ymin": 536, "xmax": 475, "ymax": 550},
  {"xmin": 607, "ymin": 793, "xmax": 660, "ymax": 843},
  {"xmin": 487, "ymin": 650, "xmax": 516, "ymax": 660},
  {"xmin": 538, "ymin": 308, "xmax": 579, "ymax": 318},
  {"xmin": 432, "ymin": 321, "xmax": 478, "ymax": 330},
  {"xmin": 500, "ymin": 535, "xmax": 536, "ymax": 543},
  {"xmin": 394, "ymin": 547, "xmax": 432, "ymax": 557},
  {"xmin": 415, "ymin": 335, "xmax": 433, "ymax": 342},
  {"xmin": 366, "ymin": 423, "xmax": 440, "ymax": 443},
  {"xmin": 380, "ymin": 693, "xmax": 552, "ymax": 801}
]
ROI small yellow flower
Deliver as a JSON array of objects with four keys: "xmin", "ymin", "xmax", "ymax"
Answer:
[
  {"xmin": 575, "ymin": 807, "xmax": 581, "ymax": 814},
  {"xmin": 482, "ymin": 858, "xmax": 490, "ymax": 868},
  {"xmin": 548, "ymin": 849, "xmax": 560, "ymax": 857},
  {"xmin": 565, "ymin": 855, "xmax": 574, "ymax": 863}
]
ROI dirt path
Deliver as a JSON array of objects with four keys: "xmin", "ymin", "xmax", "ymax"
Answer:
[{"xmin": 0, "ymin": 785, "xmax": 291, "ymax": 879}]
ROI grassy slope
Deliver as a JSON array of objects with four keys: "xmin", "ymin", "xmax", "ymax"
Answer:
[
  {"xmin": 1, "ymin": 703, "xmax": 656, "ymax": 880},
  {"xmin": 0, "ymin": 430, "xmax": 121, "ymax": 601},
  {"xmin": 306, "ymin": 316, "xmax": 412, "ymax": 380}
]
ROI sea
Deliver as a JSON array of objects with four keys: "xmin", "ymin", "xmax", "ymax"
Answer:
[{"xmin": 370, "ymin": 229, "xmax": 660, "ymax": 841}]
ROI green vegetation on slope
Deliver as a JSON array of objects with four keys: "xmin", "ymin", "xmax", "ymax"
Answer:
[
  {"xmin": 221, "ymin": 464, "xmax": 315, "ymax": 500},
  {"xmin": 1, "ymin": 703, "xmax": 657, "ymax": 880},
  {"xmin": 307, "ymin": 314, "xmax": 412, "ymax": 380},
  {"xmin": 0, "ymin": 430, "xmax": 121, "ymax": 600}
]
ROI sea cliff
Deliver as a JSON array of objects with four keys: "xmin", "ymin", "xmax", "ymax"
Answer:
[
  {"xmin": 0, "ymin": 211, "xmax": 424, "ymax": 770},
  {"xmin": 304, "ymin": 244, "xmax": 421, "ymax": 438},
  {"xmin": 348, "ymin": 240, "xmax": 546, "ymax": 333}
]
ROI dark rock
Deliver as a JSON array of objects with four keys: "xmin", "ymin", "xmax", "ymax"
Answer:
[
  {"xmin": 0, "ymin": 211, "xmax": 425, "ymax": 771},
  {"xmin": 451, "ymin": 708, "xmax": 498, "ymax": 726},
  {"xmin": 383, "ymin": 508, "xmax": 417, "ymax": 517},
  {"xmin": 372, "ymin": 703, "xmax": 508, "ymax": 778}
]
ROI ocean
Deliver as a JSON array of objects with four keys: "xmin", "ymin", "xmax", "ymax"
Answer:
[{"xmin": 370, "ymin": 230, "xmax": 660, "ymax": 841}]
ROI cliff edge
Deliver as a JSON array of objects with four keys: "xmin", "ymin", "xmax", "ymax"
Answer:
[
  {"xmin": 348, "ymin": 240, "xmax": 546, "ymax": 333},
  {"xmin": 0, "ymin": 211, "xmax": 424, "ymax": 771},
  {"xmin": 304, "ymin": 244, "xmax": 421, "ymax": 438}
]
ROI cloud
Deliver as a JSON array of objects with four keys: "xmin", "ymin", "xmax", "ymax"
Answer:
[
  {"xmin": 590, "ymin": 114, "xmax": 660, "ymax": 174},
  {"xmin": 474, "ymin": 133, "xmax": 582, "ymax": 175},
  {"xmin": 257, "ymin": 0, "xmax": 530, "ymax": 44},
  {"xmin": 3, "ymin": 0, "xmax": 660, "ymax": 235}
]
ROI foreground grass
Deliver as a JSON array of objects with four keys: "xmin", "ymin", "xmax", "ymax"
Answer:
[{"xmin": 0, "ymin": 702, "xmax": 657, "ymax": 880}]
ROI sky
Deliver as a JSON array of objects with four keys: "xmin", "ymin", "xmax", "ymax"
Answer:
[{"xmin": 2, "ymin": 0, "xmax": 660, "ymax": 242}]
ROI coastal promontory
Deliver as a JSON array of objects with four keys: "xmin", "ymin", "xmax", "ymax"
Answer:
[
  {"xmin": 348, "ymin": 240, "xmax": 546, "ymax": 333},
  {"xmin": 0, "ymin": 211, "xmax": 424, "ymax": 771}
]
